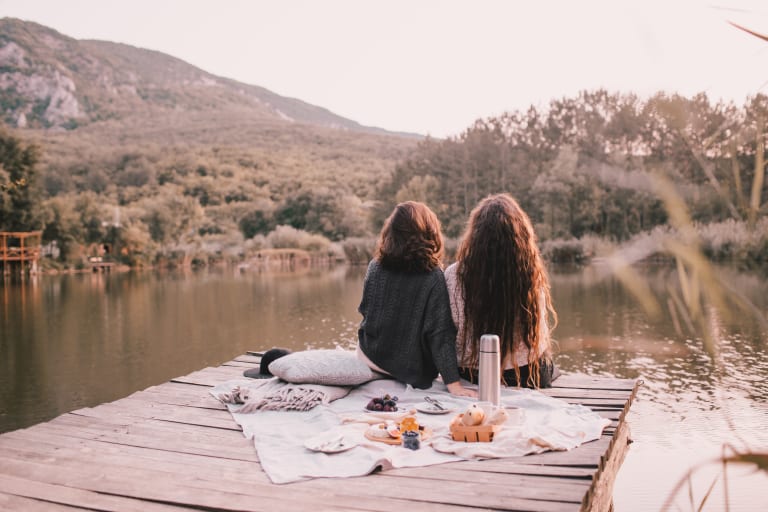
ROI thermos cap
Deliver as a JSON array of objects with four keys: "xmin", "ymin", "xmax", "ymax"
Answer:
[{"xmin": 479, "ymin": 334, "xmax": 500, "ymax": 353}]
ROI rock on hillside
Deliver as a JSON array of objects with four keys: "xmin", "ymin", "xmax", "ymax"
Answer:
[{"xmin": 0, "ymin": 18, "xmax": 405, "ymax": 136}]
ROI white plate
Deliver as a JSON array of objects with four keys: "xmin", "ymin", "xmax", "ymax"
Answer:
[
  {"xmin": 415, "ymin": 404, "xmax": 457, "ymax": 415},
  {"xmin": 303, "ymin": 431, "xmax": 357, "ymax": 454},
  {"xmin": 363, "ymin": 408, "xmax": 407, "ymax": 419}
]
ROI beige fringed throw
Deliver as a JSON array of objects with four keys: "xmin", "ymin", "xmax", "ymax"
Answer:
[{"xmin": 214, "ymin": 378, "xmax": 352, "ymax": 412}]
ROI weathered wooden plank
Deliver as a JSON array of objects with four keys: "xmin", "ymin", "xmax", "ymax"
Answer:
[
  {"xmin": 6, "ymin": 417, "xmax": 249, "ymax": 461},
  {"xmin": 0, "ymin": 455, "xmax": 477, "ymax": 512},
  {"xmin": 551, "ymin": 375, "xmax": 637, "ymax": 391},
  {"xmin": 548, "ymin": 398, "xmax": 629, "ymax": 409},
  {"xmin": 543, "ymin": 397, "xmax": 630, "ymax": 408},
  {"xmin": 0, "ymin": 427, "xmax": 259, "ymax": 470},
  {"xmin": 223, "ymin": 354, "xmax": 261, "ymax": 368},
  {"xmin": 300, "ymin": 472, "xmax": 581, "ymax": 512},
  {"xmin": 199, "ymin": 365, "xmax": 245, "ymax": 376},
  {"xmin": 580, "ymin": 380, "xmax": 639, "ymax": 511},
  {"xmin": 106, "ymin": 395, "xmax": 235, "ymax": 421},
  {"xmin": 171, "ymin": 371, "xmax": 234, "ymax": 387},
  {"xmin": 383, "ymin": 466, "xmax": 591, "ymax": 489},
  {"xmin": 581, "ymin": 418, "xmax": 631, "ymax": 511},
  {"xmin": 33, "ymin": 421, "xmax": 259, "ymax": 463},
  {"xmin": 0, "ymin": 439, "xmax": 271, "ymax": 487},
  {"xmin": 141, "ymin": 381, "xmax": 229, "ymax": 401},
  {"xmin": 0, "ymin": 490, "xmax": 86, "ymax": 511},
  {"xmin": 68, "ymin": 400, "xmax": 240, "ymax": 431},
  {"xmin": 497, "ymin": 437, "xmax": 609, "ymax": 467},
  {"xmin": 540, "ymin": 388, "xmax": 635, "ymax": 400},
  {"xmin": 0, "ymin": 458, "xmax": 303, "ymax": 512},
  {"xmin": 0, "ymin": 473, "xmax": 188, "ymax": 512},
  {"xmin": 138, "ymin": 380, "xmax": 229, "ymax": 396},
  {"xmin": 66, "ymin": 406, "xmax": 238, "ymax": 432},
  {"xmin": 123, "ymin": 389, "xmax": 228, "ymax": 410},
  {"xmin": 220, "ymin": 363, "xmax": 254, "ymax": 371},
  {"xmin": 439, "ymin": 459, "xmax": 596, "ymax": 479},
  {"xmin": 171, "ymin": 366, "xmax": 244, "ymax": 384},
  {"xmin": 44, "ymin": 406, "xmax": 244, "ymax": 443}
]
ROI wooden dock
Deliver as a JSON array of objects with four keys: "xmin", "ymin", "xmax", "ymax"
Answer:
[{"xmin": 0, "ymin": 353, "xmax": 638, "ymax": 511}]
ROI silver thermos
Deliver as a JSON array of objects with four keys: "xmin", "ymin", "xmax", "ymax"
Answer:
[{"xmin": 478, "ymin": 334, "xmax": 501, "ymax": 405}]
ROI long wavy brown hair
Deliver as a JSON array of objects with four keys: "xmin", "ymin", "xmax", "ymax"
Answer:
[
  {"xmin": 375, "ymin": 201, "xmax": 444, "ymax": 273},
  {"xmin": 456, "ymin": 194, "xmax": 556, "ymax": 388}
]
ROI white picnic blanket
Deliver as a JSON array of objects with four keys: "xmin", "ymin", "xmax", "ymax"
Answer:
[{"xmin": 211, "ymin": 378, "xmax": 610, "ymax": 484}]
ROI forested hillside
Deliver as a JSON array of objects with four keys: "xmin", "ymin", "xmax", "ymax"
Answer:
[
  {"xmin": 1, "ymin": 18, "xmax": 766, "ymax": 268},
  {"xmin": 0, "ymin": 18, "xmax": 418, "ymax": 267},
  {"xmin": 0, "ymin": 18, "xmax": 411, "ymax": 135},
  {"xmin": 376, "ymin": 90, "xmax": 768, "ymax": 263}
]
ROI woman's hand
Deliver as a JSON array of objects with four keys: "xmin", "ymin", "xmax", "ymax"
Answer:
[{"xmin": 446, "ymin": 381, "xmax": 478, "ymax": 398}]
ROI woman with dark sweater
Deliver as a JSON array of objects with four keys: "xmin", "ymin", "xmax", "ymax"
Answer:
[{"xmin": 357, "ymin": 201, "xmax": 476, "ymax": 397}]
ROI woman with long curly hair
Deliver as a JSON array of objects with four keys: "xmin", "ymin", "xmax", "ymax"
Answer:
[
  {"xmin": 444, "ymin": 193, "xmax": 558, "ymax": 388},
  {"xmin": 357, "ymin": 201, "xmax": 476, "ymax": 397}
]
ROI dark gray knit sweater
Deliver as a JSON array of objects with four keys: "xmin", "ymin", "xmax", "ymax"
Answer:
[{"xmin": 357, "ymin": 259, "xmax": 460, "ymax": 389}]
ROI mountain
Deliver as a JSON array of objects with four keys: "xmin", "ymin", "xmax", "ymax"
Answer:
[{"xmin": 0, "ymin": 18, "xmax": 414, "ymax": 137}]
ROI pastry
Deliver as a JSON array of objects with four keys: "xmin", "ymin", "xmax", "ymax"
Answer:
[{"xmin": 461, "ymin": 404, "xmax": 486, "ymax": 426}]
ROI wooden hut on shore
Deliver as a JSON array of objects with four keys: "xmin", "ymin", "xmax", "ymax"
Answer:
[{"xmin": 0, "ymin": 231, "xmax": 42, "ymax": 275}]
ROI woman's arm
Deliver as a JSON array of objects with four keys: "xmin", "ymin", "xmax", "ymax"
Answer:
[{"xmin": 426, "ymin": 273, "xmax": 478, "ymax": 398}]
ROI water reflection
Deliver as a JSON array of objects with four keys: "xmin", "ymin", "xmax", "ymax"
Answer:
[
  {"xmin": 0, "ymin": 266, "xmax": 366, "ymax": 433},
  {"xmin": 1, "ymin": 263, "xmax": 767, "ymax": 510},
  {"xmin": 545, "ymin": 264, "xmax": 768, "ymax": 511}
]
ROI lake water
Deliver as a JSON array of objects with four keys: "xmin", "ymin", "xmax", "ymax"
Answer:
[{"xmin": 1, "ymin": 263, "xmax": 766, "ymax": 510}]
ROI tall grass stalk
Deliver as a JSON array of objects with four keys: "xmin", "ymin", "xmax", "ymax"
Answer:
[{"xmin": 616, "ymin": 163, "xmax": 767, "ymax": 510}]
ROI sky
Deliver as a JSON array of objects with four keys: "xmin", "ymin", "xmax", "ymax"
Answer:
[{"xmin": 1, "ymin": 0, "xmax": 768, "ymax": 137}]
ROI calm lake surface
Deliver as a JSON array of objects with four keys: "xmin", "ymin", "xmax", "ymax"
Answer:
[{"xmin": 1, "ymin": 263, "xmax": 766, "ymax": 510}]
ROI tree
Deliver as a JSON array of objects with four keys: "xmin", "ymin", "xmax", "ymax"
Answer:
[
  {"xmin": 40, "ymin": 196, "xmax": 81, "ymax": 261},
  {"xmin": 140, "ymin": 189, "xmax": 204, "ymax": 254},
  {"xmin": 0, "ymin": 128, "xmax": 42, "ymax": 231},
  {"xmin": 274, "ymin": 188, "xmax": 367, "ymax": 241},
  {"xmin": 742, "ymin": 95, "xmax": 768, "ymax": 227},
  {"xmin": 394, "ymin": 175, "xmax": 441, "ymax": 208},
  {"xmin": 239, "ymin": 209, "xmax": 274, "ymax": 239}
]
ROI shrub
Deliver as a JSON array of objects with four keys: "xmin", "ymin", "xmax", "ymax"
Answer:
[
  {"xmin": 540, "ymin": 238, "xmax": 588, "ymax": 264},
  {"xmin": 697, "ymin": 218, "xmax": 768, "ymax": 263},
  {"xmin": 265, "ymin": 225, "xmax": 331, "ymax": 252},
  {"xmin": 340, "ymin": 237, "xmax": 376, "ymax": 264}
]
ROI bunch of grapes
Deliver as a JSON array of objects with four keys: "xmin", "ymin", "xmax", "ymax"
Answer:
[{"xmin": 365, "ymin": 394, "xmax": 399, "ymax": 412}]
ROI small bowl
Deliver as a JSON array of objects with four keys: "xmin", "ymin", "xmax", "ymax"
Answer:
[{"xmin": 504, "ymin": 406, "xmax": 525, "ymax": 424}]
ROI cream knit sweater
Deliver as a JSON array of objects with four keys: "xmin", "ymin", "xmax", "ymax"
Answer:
[{"xmin": 444, "ymin": 262, "xmax": 549, "ymax": 369}]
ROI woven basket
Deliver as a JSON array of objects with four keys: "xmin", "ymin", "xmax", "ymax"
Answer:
[{"xmin": 449, "ymin": 419, "xmax": 502, "ymax": 443}]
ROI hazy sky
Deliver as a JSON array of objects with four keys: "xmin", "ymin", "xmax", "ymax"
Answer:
[{"xmin": 1, "ymin": 0, "xmax": 768, "ymax": 137}]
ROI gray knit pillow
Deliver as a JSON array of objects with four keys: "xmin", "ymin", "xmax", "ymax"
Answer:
[{"xmin": 268, "ymin": 349, "xmax": 381, "ymax": 386}]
